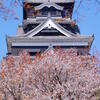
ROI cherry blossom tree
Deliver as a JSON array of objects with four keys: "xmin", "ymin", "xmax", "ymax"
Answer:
[
  {"xmin": 0, "ymin": 48, "xmax": 100, "ymax": 100},
  {"xmin": 0, "ymin": 0, "xmax": 21, "ymax": 20}
]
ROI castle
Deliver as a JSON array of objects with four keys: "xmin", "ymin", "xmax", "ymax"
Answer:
[{"xmin": 6, "ymin": 0, "xmax": 94, "ymax": 56}]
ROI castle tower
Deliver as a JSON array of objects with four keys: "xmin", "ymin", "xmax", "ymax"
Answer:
[{"xmin": 6, "ymin": 0, "xmax": 94, "ymax": 56}]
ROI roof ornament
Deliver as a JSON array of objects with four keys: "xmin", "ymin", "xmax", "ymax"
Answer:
[
  {"xmin": 47, "ymin": 23, "xmax": 52, "ymax": 29},
  {"xmin": 45, "ymin": 44, "xmax": 54, "ymax": 54},
  {"xmin": 49, "ymin": 44, "xmax": 53, "ymax": 48}
]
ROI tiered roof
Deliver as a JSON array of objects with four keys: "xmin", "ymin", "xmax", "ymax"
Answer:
[{"xmin": 6, "ymin": 0, "xmax": 94, "ymax": 56}]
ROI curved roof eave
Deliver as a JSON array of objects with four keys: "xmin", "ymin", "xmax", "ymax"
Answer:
[{"xmin": 34, "ymin": 3, "xmax": 64, "ymax": 11}]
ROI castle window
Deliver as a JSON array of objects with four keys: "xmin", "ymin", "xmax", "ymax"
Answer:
[
  {"xmin": 41, "ymin": 7, "xmax": 48, "ymax": 16},
  {"xmin": 29, "ymin": 52, "xmax": 37, "ymax": 56}
]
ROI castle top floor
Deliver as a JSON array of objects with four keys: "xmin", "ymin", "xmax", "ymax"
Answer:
[{"xmin": 23, "ymin": 0, "xmax": 74, "ymax": 22}]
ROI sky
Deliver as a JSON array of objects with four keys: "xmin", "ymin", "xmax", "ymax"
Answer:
[{"xmin": 0, "ymin": 0, "xmax": 100, "ymax": 60}]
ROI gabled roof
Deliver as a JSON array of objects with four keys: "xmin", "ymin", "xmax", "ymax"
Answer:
[
  {"xmin": 34, "ymin": 3, "xmax": 64, "ymax": 11},
  {"xmin": 24, "ymin": 17, "xmax": 76, "ymax": 37}
]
